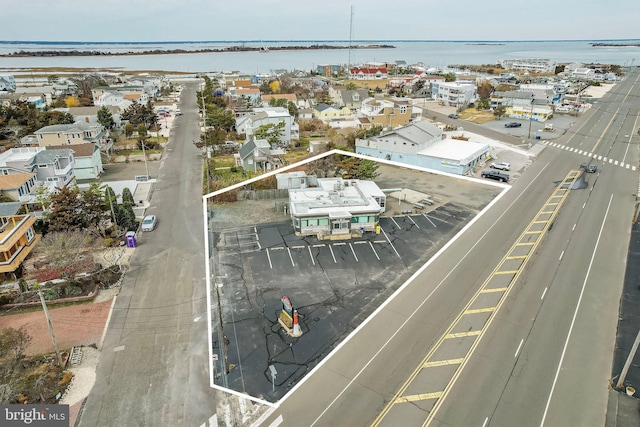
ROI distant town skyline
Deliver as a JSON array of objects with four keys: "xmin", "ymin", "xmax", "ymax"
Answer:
[{"xmin": 2, "ymin": 0, "xmax": 639, "ymax": 42}]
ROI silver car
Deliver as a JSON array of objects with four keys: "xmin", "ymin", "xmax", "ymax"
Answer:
[
  {"xmin": 141, "ymin": 215, "xmax": 157, "ymax": 232},
  {"xmin": 490, "ymin": 162, "xmax": 511, "ymax": 171}
]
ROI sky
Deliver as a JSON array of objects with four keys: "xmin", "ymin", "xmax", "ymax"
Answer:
[{"xmin": 1, "ymin": 0, "xmax": 639, "ymax": 42}]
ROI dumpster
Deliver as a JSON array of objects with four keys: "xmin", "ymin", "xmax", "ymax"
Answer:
[{"xmin": 125, "ymin": 231, "xmax": 137, "ymax": 248}]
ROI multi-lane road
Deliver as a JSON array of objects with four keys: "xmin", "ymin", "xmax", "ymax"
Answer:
[{"xmin": 258, "ymin": 70, "xmax": 640, "ymax": 426}]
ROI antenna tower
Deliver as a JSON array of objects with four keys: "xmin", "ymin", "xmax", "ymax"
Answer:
[{"xmin": 348, "ymin": 6, "xmax": 354, "ymax": 70}]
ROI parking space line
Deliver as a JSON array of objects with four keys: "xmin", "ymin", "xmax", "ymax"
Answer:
[
  {"xmin": 308, "ymin": 246, "xmax": 315, "ymax": 266},
  {"xmin": 313, "ymin": 244, "xmax": 325, "ymax": 248},
  {"xmin": 353, "ymin": 241, "xmax": 367, "ymax": 245},
  {"xmin": 369, "ymin": 241, "xmax": 381, "ymax": 260},
  {"xmin": 266, "ymin": 249, "xmax": 273, "ymax": 269},
  {"xmin": 374, "ymin": 240, "xmax": 386, "ymax": 243},
  {"xmin": 292, "ymin": 245, "xmax": 306, "ymax": 249},
  {"xmin": 270, "ymin": 247, "xmax": 284, "ymax": 251},
  {"xmin": 391, "ymin": 217, "xmax": 401, "ymax": 229},
  {"xmin": 257, "ymin": 241, "xmax": 261, "ymax": 250},
  {"xmin": 334, "ymin": 242, "xmax": 346, "ymax": 246},
  {"xmin": 349, "ymin": 243, "xmax": 358, "ymax": 262},
  {"xmin": 408, "ymin": 216, "xmax": 420, "ymax": 228},
  {"xmin": 380, "ymin": 228, "xmax": 401, "ymax": 258},
  {"xmin": 422, "ymin": 214, "xmax": 437, "ymax": 227},
  {"xmin": 286, "ymin": 248, "xmax": 295, "ymax": 267},
  {"xmin": 425, "ymin": 214, "xmax": 450, "ymax": 224},
  {"xmin": 329, "ymin": 245, "xmax": 337, "ymax": 263}
]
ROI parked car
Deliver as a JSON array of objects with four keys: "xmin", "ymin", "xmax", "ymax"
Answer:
[
  {"xmin": 481, "ymin": 170, "xmax": 510, "ymax": 182},
  {"xmin": 490, "ymin": 162, "xmax": 511, "ymax": 171},
  {"xmin": 585, "ymin": 164, "xmax": 597, "ymax": 173},
  {"xmin": 505, "ymin": 122, "xmax": 522, "ymax": 128},
  {"xmin": 141, "ymin": 215, "xmax": 157, "ymax": 232},
  {"xmin": 175, "ymin": 109, "xmax": 182, "ymax": 115},
  {"xmin": 448, "ymin": 113, "xmax": 459, "ymax": 119}
]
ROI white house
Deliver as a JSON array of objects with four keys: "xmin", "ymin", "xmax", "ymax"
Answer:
[
  {"xmin": 46, "ymin": 143, "xmax": 103, "ymax": 180},
  {"xmin": 432, "ymin": 82, "xmax": 477, "ymax": 108}
]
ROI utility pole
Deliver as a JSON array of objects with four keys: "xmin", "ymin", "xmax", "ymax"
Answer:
[{"xmin": 39, "ymin": 290, "xmax": 62, "ymax": 367}]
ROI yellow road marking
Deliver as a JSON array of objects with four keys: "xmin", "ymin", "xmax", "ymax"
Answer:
[
  {"xmin": 423, "ymin": 358, "xmax": 465, "ymax": 368},
  {"xmin": 371, "ymin": 171, "xmax": 580, "ymax": 427},
  {"xmin": 396, "ymin": 392, "xmax": 443, "ymax": 403},
  {"xmin": 464, "ymin": 307, "xmax": 496, "ymax": 314},
  {"xmin": 524, "ymin": 230, "xmax": 543, "ymax": 234},
  {"xmin": 480, "ymin": 287, "xmax": 508, "ymax": 293},
  {"xmin": 445, "ymin": 331, "xmax": 481, "ymax": 339},
  {"xmin": 506, "ymin": 255, "xmax": 527, "ymax": 259}
]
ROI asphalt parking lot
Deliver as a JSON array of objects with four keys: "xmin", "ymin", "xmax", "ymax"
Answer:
[{"xmin": 209, "ymin": 165, "xmax": 501, "ymax": 402}]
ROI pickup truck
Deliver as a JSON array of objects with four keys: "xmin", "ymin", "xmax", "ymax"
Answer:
[{"xmin": 481, "ymin": 170, "xmax": 510, "ymax": 182}]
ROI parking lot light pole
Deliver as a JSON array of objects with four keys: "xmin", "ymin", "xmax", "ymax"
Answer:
[{"xmin": 528, "ymin": 96, "xmax": 535, "ymax": 139}]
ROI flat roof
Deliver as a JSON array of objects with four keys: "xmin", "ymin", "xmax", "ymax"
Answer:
[
  {"xmin": 289, "ymin": 178, "xmax": 382, "ymax": 217},
  {"xmin": 418, "ymin": 138, "xmax": 490, "ymax": 165}
]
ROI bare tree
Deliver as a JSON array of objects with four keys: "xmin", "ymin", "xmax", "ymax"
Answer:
[
  {"xmin": 34, "ymin": 231, "xmax": 98, "ymax": 279},
  {"xmin": 0, "ymin": 326, "xmax": 32, "ymax": 362}
]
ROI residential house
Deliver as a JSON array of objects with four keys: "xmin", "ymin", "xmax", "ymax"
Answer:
[
  {"xmin": 14, "ymin": 86, "xmax": 54, "ymax": 108},
  {"xmin": 240, "ymin": 107, "xmax": 298, "ymax": 145},
  {"xmin": 298, "ymin": 108, "xmax": 313, "ymax": 120},
  {"xmin": 329, "ymin": 88, "xmax": 369, "ymax": 110},
  {"xmin": 0, "ymin": 174, "xmax": 38, "ymax": 203},
  {"xmin": 229, "ymin": 86, "xmax": 262, "ymax": 104},
  {"xmin": 0, "ymin": 202, "xmax": 40, "ymax": 279},
  {"xmin": 317, "ymin": 65, "xmax": 342, "ymax": 78},
  {"xmin": 349, "ymin": 67, "xmax": 388, "ymax": 80},
  {"xmin": 432, "ymin": 82, "xmax": 477, "ymax": 108},
  {"xmin": 54, "ymin": 106, "xmax": 122, "ymax": 129},
  {"xmin": 356, "ymin": 120, "xmax": 490, "ymax": 175},
  {"xmin": 0, "ymin": 147, "xmax": 75, "ymax": 192},
  {"xmin": 359, "ymin": 97, "xmax": 413, "ymax": 128},
  {"xmin": 0, "ymin": 74, "xmax": 16, "ymax": 92},
  {"xmin": 46, "ymin": 143, "xmax": 103, "ymax": 180},
  {"xmin": 490, "ymin": 91, "xmax": 554, "ymax": 122},
  {"xmin": 34, "ymin": 122, "xmax": 108, "ymax": 147},
  {"xmin": 313, "ymin": 103, "xmax": 352, "ymax": 121},
  {"xmin": 235, "ymin": 138, "xmax": 285, "ymax": 172},
  {"xmin": 92, "ymin": 86, "xmax": 149, "ymax": 107},
  {"xmin": 499, "ymin": 59, "xmax": 556, "ymax": 74},
  {"xmin": 261, "ymin": 93, "xmax": 298, "ymax": 108}
]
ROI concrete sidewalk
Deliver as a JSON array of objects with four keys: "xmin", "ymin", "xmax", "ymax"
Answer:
[{"xmin": 606, "ymin": 389, "xmax": 640, "ymax": 426}]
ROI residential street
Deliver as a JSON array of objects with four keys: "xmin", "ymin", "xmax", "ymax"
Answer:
[{"xmin": 79, "ymin": 81, "xmax": 224, "ymax": 426}]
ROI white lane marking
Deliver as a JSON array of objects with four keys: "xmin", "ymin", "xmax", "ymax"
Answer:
[
  {"xmin": 391, "ymin": 217, "xmax": 401, "ymax": 229},
  {"xmin": 515, "ymin": 339, "xmax": 524, "ymax": 358},
  {"xmin": 582, "ymin": 203, "xmax": 586, "ymax": 209},
  {"xmin": 614, "ymin": 160, "xmax": 619, "ymax": 166},
  {"xmin": 349, "ymin": 243, "xmax": 358, "ymax": 262},
  {"xmin": 369, "ymin": 241, "xmax": 380, "ymax": 260},
  {"xmin": 292, "ymin": 245, "xmax": 305, "ymax": 249},
  {"xmin": 329, "ymin": 245, "xmax": 337, "ymax": 263},
  {"xmin": 609, "ymin": 158, "xmax": 613, "ymax": 164},
  {"xmin": 633, "ymin": 166, "xmax": 637, "ymax": 171},
  {"xmin": 308, "ymin": 246, "xmax": 315, "ymax": 266},
  {"xmin": 353, "ymin": 241, "xmax": 367, "ymax": 244},
  {"xmin": 423, "ymin": 213, "xmax": 437, "ymax": 227},
  {"xmin": 559, "ymin": 250, "xmax": 564, "ymax": 261},
  {"xmin": 313, "ymin": 244, "xmax": 325, "ymax": 248},
  {"xmin": 540, "ymin": 193, "xmax": 614, "ymax": 427},
  {"xmin": 482, "ymin": 416, "xmax": 489, "ymax": 427},
  {"xmin": 334, "ymin": 242, "xmax": 346, "ymax": 246},
  {"xmin": 604, "ymin": 157, "xmax": 608, "ymax": 162},
  {"xmin": 266, "ymin": 249, "xmax": 273, "ymax": 269},
  {"xmin": 626, "ymin": 164, "xmax": 630, "ymax": 169},
  {"xmin": 380, "ymin": 227, "xmax": 401, "ymax": 258},
  {"xmin": 308, "ymin": 165, "xmax": 550, "ymax": 427},
  {"xmin": 267, "ymin": 415, "xmax": 284, "ymax": 427},
  {"xmin": 408, "ymin": 216, "xmax": 420, "ymax": 228},
  {"xmin": 541, "ymin": 287, "xmax": 548, "ymax": 300},
  {"xmin": 287, "ymin": 248, "xmax": 295, "ymax": 267},
  {"xmin": 598, "ymin": 155, "xmax": 602, "ymax": 160},
  {"xmin": 572, "ymin": 224, "xmax": 576, "ymax": 231}
]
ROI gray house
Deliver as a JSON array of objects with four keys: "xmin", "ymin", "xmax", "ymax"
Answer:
[
  {"xmin": 235, "ymin": 139, "xmax": 284, "ymax": 172},
  {"xmin": 0, "ymin": 147, "xmax": 75, "ymax": 191}
]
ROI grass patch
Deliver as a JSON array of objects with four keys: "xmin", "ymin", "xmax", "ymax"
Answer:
[{"xmin": 460, "ymin": 108, "xmax": 495, "ymax": 124}]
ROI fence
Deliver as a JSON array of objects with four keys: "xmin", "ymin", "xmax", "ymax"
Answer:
[{"xmin": 237, "ymin": 189, "xmax": 290, "ymax": 201}]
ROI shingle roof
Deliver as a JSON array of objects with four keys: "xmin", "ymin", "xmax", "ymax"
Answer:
[
  {"xmin": 46, "ymin": 143, "xmax": 96, "ymax": 157},
  {"xmin": 33, "ymin": 149, "xmax": 73, "ymax": 164},
  {"xmin": 36, "ymin": 122, "xmax": 98, "ymax": 134},
  {"xmin": 0, "ymin": 173, "xmax": 35, "ymax": 190},
  {"xmin": 0, "ymin": 202, "xmax": 22, "ymax": 217}
]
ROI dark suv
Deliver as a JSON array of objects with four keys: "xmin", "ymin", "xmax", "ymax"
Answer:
[
  {"xmin": 481, "ymin": 170, "xmax": 510, "ymax": 182},
  {"xmin": 504, "ymin": 122, "xmax": 522, "ymax": 128}
]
